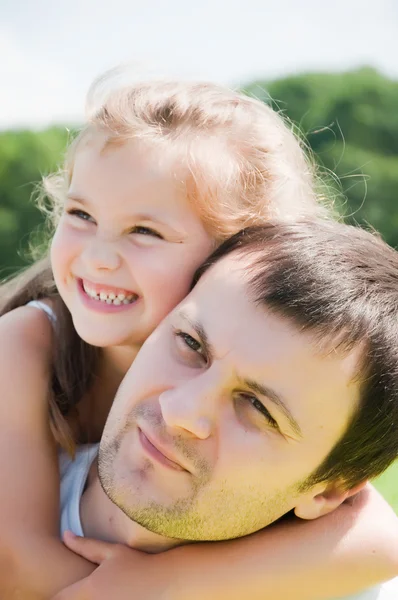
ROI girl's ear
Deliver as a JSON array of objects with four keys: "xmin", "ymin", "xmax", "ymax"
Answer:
[{"xmin": 294, "ymin": 480, "xmax": 368, "ymax": 520}]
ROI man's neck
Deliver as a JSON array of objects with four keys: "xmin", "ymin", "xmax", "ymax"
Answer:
[{"xmin": 80, "ymin": 460, "xmax": 182, "ymax": 553}]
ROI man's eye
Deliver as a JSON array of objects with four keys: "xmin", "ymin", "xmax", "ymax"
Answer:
[
  {"xmin": 67, "ymin": 209, "xmax": 95, "ymax": 223},
  {"xmin": 130, "ymin": 226, "xmax": 163, "ymax": 239},
  {"xmin": 176, "ymin": 331, "xmax": 203, "ymax": 354},
  {"xmin": 176, "ymin": 331, "xmax": 202, "ymax": 354},
  {"xmin": 239, "ymin": 393, "xmax": 278, "ymax": 429}
]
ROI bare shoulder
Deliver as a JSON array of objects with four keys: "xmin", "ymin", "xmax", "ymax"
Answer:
[
  {"xmin": 0, "ymin": 304, "xmax": 54, "ymax": 361},
  {"xmin": 0, "ymin": 305, "xmax": 55, "ymax": 428}
]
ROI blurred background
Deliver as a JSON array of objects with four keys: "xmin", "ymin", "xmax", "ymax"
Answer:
[{"xmin": 1, "ymin": 0, "xmax": 397, "ymax": 508}]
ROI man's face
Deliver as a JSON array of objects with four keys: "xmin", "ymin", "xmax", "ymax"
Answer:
[{"xmin": 99, "ymin": 255, "xmax": 361, "ymax": 541}]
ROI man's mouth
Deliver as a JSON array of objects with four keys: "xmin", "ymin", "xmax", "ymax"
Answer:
[
  {"xmin": 138, "ymin": 427, "xmax": 188, "ymax": 472},
  {"xmin": 81, "ymin": 279, "xmax": 138, "ymax": 306}
]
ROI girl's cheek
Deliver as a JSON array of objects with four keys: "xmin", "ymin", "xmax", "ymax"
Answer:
[
  {"xmin": 124, "ymin": 246, "xmax": 200, "ymax": 305},
  {"xmin": 51, "ymin": 227, "xmax": 66, "ymax": 267},
  {"xmin": 51, "ymin": 226, "xmax": 85, "ymax": 283},
  {"xmin": 145, "ymin": 246, "xmax": 200, "ymax": 278},
  {"xmin": 124, "ymin": 247, "xmax": 169, "ymax": 284},
  {"xmin": 53, "ymin": 223, "xmax": 85, "ymax": 254}
]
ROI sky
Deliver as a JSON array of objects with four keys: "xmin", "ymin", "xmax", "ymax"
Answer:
[{"xmin": 1, "ymin": 0, "xmax": 397, "ymax": 129}]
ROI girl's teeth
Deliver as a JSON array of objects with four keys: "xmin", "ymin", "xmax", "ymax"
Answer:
[{"xmin": 83, "ymin": 283, "xmax": 136, "ymax": 305}]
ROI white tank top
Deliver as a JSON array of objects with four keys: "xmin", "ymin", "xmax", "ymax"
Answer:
[
  {"xmin": 59, "ymin": 444, "xmax": 98, "ymax": 537},
  {"xmin": 26, "ymin": 300, "xmax": 57, "ymax": 325},
  {"xmin": 337, "ymin": 581, "xmax": 398, "ymax": 600}
]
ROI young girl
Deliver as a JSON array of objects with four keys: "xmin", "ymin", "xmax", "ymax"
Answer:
[{"xmin": 0, "ymin": 70, "xmax": 397, "ymax": 600}]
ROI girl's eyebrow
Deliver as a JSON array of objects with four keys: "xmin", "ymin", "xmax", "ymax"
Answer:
[
  {"xmin": 133, "ymin": 213, "xmax": 188, "ymax": 239},
  {"xmin": 66, "ymin": 194, "xmax": 92, "ymax": 207},
  {"xmin": 66, "ymin": 198, "xmax": 188, "ymax": 240}
]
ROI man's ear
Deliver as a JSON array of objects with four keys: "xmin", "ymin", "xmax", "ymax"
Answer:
[{"xmin": 294, "ymin": 480, "xmax": 368, "ymax": 520}]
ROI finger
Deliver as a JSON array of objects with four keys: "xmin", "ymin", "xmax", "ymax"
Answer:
[
  {"xmin": 52, "ymin": 579, "xmax": 86, "ymax": 600},
  {"xmin": 63, "ymin": 531, "xmax": 115, "ymax": 564}
]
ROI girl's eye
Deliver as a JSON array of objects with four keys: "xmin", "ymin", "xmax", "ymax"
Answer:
[
  {"xmin": 239, "ymin": 393, "xmax": 278, "ymax": 429},
  {"xmin": 130, "ymin": 225, "xmax": 163, "ymax": 239},
  {"xmin": 67, "ymin": 209, "xmax": 95, "ymax": 223}
]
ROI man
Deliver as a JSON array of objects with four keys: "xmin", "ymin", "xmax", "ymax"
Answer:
[{"xmin": 58, "ymin": 220, "xmax": 398, "ymax": 598}]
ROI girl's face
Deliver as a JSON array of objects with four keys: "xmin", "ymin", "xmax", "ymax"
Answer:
[{"xmin": 51, "ymin": 133, "xmax": 215, "ymax": 349}]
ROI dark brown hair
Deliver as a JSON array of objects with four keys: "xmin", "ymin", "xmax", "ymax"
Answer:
[{"xmin": 193, "ymin": 220, "xmax": 398, "ymax": 488}]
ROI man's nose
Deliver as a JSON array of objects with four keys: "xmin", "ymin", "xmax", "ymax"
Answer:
[
  {"xmin": 81, "ymin": 236, "xmax": 121, "ymax": 273},
  {"xmin": 159, "ymin": 371, "xmax": 221, "ymax": 440}
]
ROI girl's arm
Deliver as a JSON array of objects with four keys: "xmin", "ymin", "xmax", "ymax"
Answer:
[
  {"xmin": 60, "ymin": 483, "xmax": 398, "ymax": 600},
  {"xmin": 167, "ymin": 484, "xmax": 398, "ymax": 600},
  {"xmin": 0, "ymin": 306, "xmax": 94, "ymax": 599}
]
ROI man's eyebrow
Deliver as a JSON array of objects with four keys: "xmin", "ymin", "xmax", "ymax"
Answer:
[
  {"xmin": 241, "ymin": 377, "xmax": 303, "ymax": 438},
  {"xmin": 176, "ymin": 311, "xmax": 302, "ymax": 438},
  {"xmin": 176, "ymin": 311, "xmax": 215, "ymax": 359}
]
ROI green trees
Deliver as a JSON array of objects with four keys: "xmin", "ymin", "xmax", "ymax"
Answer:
[
  {"xmin": 0, "ymin": 127, "xmax": 69, "ymax": 276},
  {"xmin": 243, "ymin": 67, "xmax": 398, "ymax": 247},
  {"xmin": 1, "ymin": 67, "xmax": 397, "ymax": 274}
]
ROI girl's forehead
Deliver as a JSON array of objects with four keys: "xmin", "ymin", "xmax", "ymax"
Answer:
[
  {"xmin": 69, "ymin": 128, "xmax": 241, "ymax": 242},
  {"xmin": 71, "ymin": 132, "xmax": 194, "ymax": 195},
  {"xmin": 68, "ymin": 136, "xmax": 216, "ymax": 242}
]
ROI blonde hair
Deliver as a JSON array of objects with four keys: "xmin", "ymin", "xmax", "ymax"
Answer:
[{"xmin": 42, "ymin": 70, "xmax": 327, "ymax": 240}]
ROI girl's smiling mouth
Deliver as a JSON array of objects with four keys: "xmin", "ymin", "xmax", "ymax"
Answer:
[{"xmin": 77, "ymin": 278, "xmax": 139, "ymax": 311}]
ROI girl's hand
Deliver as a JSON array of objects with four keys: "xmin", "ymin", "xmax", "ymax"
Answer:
[{"xmin": 52, "ymin": 532, "xmax": 175, "ymax": 600}]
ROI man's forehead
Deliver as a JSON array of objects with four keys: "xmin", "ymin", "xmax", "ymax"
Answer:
[
  {"xmin": 202, "ymin": 252, "xmax": 253, "ymax": 277},
  {"xmin": 180, "ymin": 260, "xmax": 292, "ymax": 360},
  {"xmin": 192, "ymin": 254, "xmax": 253, "ymax": 300},
  {"xmin": 182, "ymin": 255, "xmax": 363, "ymax": 380}
]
